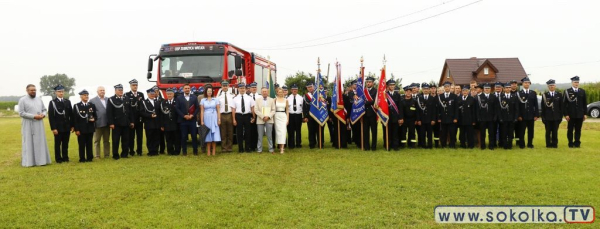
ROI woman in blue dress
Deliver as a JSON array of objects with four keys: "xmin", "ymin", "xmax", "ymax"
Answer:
[{"xmin": 200, "ymin": 87, "xmax": 221, "ymax": 156}]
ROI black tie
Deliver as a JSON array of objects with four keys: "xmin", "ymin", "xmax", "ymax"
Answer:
[
  {"xmin": 293, "ymin": 95, "xmax": 297, "ymax": 111},
  {"xmin": 252, "ymin": 94, "xmax": 255, "ymax": 100},
  {"xmin": 241, "ymin": 96, "xmax": 246, "ymax": 113}
]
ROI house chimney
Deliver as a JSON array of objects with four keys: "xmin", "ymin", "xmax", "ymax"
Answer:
[{"xmin": 470, "ymin": 57, "xmax": 477, "ymax": 60}]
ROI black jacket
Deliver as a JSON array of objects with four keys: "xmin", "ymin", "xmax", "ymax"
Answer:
[
  {"xmin": 516, "ymin": 89, "xmax": 539, "ymax": 120},
  {"xmin": 387, "ymin": 91, "xmax": 403, "ymax": 122},
  {"xmin": 437, "ymin": 93, "xmax": 458, "ymax": 124},
  {"xmin": 72, "ymin": 102, "xmax": 97, "ymax": 134},
  {"xmin": 160, "ymin": 99, "xmax": 179, "ymax": 131},
  {"xmin": 563, "ymin": 88, "xmax": 587, "ymax": 119},
  {"xmin": 416, "ymin": 94, "xmax": 436, "ymax": 123},
  {"xmin": 48, "ymin": 97, "xmax": 73, "ymax": 132},
  {"xmin": 401, "ymin": 97, "xmax": 419, "ymax": 121},
  {"xmin": 141, "ymin": 98, "xmax": 161, "ymax": 130},
  {"xmin": 541, "ymin": 91, "xmax": 563, "ymax": 121},
  {"xmin": 476, "ymin": 93, "xmax": 497, "ymax": 122},
  {"xmin": 456, "ymin": 95, "xmax": 477, "ymax": 125},
  {"xmin": 106, "ymin": 95, "xmax": 133, "ymax": 127},
  {"xmin": 302, "ymin": 92, "xmax": 313, "ymax": 119},
  {"xmin": 364, "ymin": 87, "xmax": 377, "ymax": 117},
  {"xmin": 125, "ymin": 91, "xmax": 145, "ymax": 122},
  {"xmin": 498, "ymin": 93, "xmax": 519, "ymax": 123}
]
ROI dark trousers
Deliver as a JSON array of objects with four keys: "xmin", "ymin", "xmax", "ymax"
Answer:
[
  {"xmin": 159, "ymin": 130, "xmax": 165, "ymax": 153},
  {"xmin": 77, "ymin": 133, "xmax": 93, "ymax": 162},
  {"xmin": 415, "ymin": 125, "xmax": 422, "ymax": 147},
  {"xmin": 544, "ymin": 120, "xmax": 560, "ymax": 148},
  {"xmin": 500, "ymin": 121, "xmax": 515, "ymax": 149},
  {"xmin": 331, "ymin": 119, "xmax": 348, "ymax": 149},
  {"xmin": 432, "ymin": 122, "xmax": 440, "ymax": 147},
  {"xmin": 165, "ymin": 130, "xmax": 181, "ymax": 155},
  {"xmin": 567, "ymin": 118, "xmax": 583, "ymax": 147},
  {"xmin": 479, "ymin": 121, "xmax": 497, "ymax": 149},
  {"xmin": 362, "ymin": 116, "xmax": 378, "ymax": 150},
  {"xmin": 287, "ymin": 114, "xmax": 303, "ymax": 148},
  {"xmin": 250, "ymin": 122, "xmax": 258, "ymax": 151},
  {"xmin": 111, "ymin": 125, "xmax": 129, "ymax": 159},
  {"xmin": 459, "ymin": 124, "xmax": 474, "ymax": 148},
  {"xmin": 308, "ymin": 118, "xmax": 324, "ymax": 148},
  {"xmin": 180, "ymin": 123, "xmax": 198, "ymax": 155},
  {"xmin": 418, "ymin": 122, "xmax": 433, "ymax": 148},
  {"xmin": 145, "ymin": 128, "xmax": 160, "ymax": 155},
  {"xmin": 327, "ymin": 121, "xmax": 335, "ymax": 143},
  {"xmin": 400, "ymin": 121, "xmax": 416, "ymax": 148},
  {"xmin": 383, "ymin": 122, "xmax": 399, "ymax": 150},
  {"xmin": 129, "ymin": 119, "xmax": 143, "ymax": 155},
  {"xmin": 236, "ymin": 114, "xmax": 252, "ymax": 152},
  {"xmin": 54, "ymin": 131, "xmax": 70, "ymax": 162},
  {"xmin": 440, "ymin": 123, "xmax": 456, "ymax": 148},
  {"xmin": 352, "ymin": 122, "xmax": 362, "ymax": 148},
  {"xmin": 516, "ymin": 120, "xmax": 535, "ymax": 148}
]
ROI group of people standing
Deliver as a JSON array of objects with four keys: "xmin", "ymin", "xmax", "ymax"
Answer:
[{"xmin": 18, "ymin": 75, "xmax": 588, "ymax": 167}]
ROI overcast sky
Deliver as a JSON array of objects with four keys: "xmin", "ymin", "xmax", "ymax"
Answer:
[{"xmin": 1, "ymin": 0, "xmax": 598, "ymax": 97}]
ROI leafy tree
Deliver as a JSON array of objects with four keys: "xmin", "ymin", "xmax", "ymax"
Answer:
[
  {"xmin": 40, "ymin": 73, "xmax": 76, "ymax": 98},
  {"xmin": 283, "ymin": 71, "xmax": 315, "ymax": 95}
]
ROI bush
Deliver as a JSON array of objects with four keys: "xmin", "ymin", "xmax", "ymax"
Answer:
[{"xmin": 0, "ymin": 101, "xmax": 17, "ymax": 110}]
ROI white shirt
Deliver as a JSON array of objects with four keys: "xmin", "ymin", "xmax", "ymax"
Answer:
[
  {"xmin": 99, "ymin": 96, "xmax": 106, "ymax": 108},
  {"xmin": 505, "ymin": 93, "xmax": 511, "ymax": 98},
  {"xmin": 572, "ymin": 87, "xmax": 579, "ymax": 92},
  {"xmin": 184, "ymin": 93, "xmax": 190, "ymax": 101},
  {"xmin": 287, "ymin": 94, "xmax": 303, "ymax": 114},
  {"xmin": 249, "ymin": 92, "xmax": 258, "ymax": 101},
  {"xmin": 149, "ymin": 98, "xmax": 155, "ymax": 107},
  {"xmin": 217, "ymin": 90, "xmax": 234, "ymax": 113},
  {"xmin": 232, "ymin": 94, "xmax": 254, "ymax": 114}
]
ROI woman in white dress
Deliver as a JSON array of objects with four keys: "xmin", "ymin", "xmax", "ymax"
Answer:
[{"xmin": 274, "ymin": 88, "xmax": 289, "ymax": 154}]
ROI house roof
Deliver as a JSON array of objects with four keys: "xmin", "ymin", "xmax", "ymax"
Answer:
[{"xmin": 441, "ymin": 57, "xmax": 527, "ymax": 85}]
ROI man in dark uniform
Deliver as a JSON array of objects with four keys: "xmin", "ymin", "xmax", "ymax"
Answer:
[
  {"xmin": 349, "ymin": 80, "xmax": 362, "ymax": 147},
  {"xmin": 493, "ymin": 81, "xmax": 504, "ymax": 146},
  {"xmin": 400, "ymin": 86, "xmax": 418, "ymax": 148},
  {"xmin": 48, "ymin": 84, "xmax": 73, "ymax": 163},
  {"xmin": 160, "ymin": 88, "xmax": 181, "ymax": 155},
  {"xmin": 515, "ymin": 76, "xmax": 539, "ymax": 148},
  {"xmin": 498, "ymin": 83, "xmax": 519, "ymax": 149},
  {"xmin": 457, "ymin": 85, "xmax": 477, "ymax": 149},
  {"xmin": 125, "ymin": 79, "xmax": 144, "ymax": 156},
  {"xmin": 140, "ymin": 89, "xmax": 161, "ymax": 156},
  {"xmin": 429, "ymin": 84, "xmax": 441, "ymax": 148},
  {"xmin": 248, "ymin": 82, "xmax": 259, "ymax": 151},
  {"xmin": 363, "ymin": 77, "xmax": 378, "ymax": 151},
  {"xmin": 510, "ymin": 80, "xmax": 519, "ymax": 95},
  {"xmin": 303, "ymin": 82, "xmax": 324, "ymax": 149},
  {"xmin": 417, "ymin": 83, "xmax": 436, "ymax": 149},
  {"xmin": 476, "ymin": 83, "xmax": 498, "ymax": 150},
  {"xmin": 153, "ymin": 85, "xmax": 166, "ymax": 154},
  {"xmin": 563, "ymin": 76, "xmax": 587, "ymax": 148},
  {"xmin": 381, "ymin": 80, "xmax": 401, "ymax": 151},
  {"xmin": 107, "ymin": 84, "xmax": 134, "ymax": 159},
  {"xmin": 287, "ymin": 84, "xmax": 303, "ymax": 149},
  {"xmin": 73, "ymin": 89, "xmax": 97, "ymax": 162},
  {"xmin": 541, "ymin": 79, "xmax": 562, "ymax": 148},
  {"xmin": 438, "ymin": 81, "xmax": 458, "ymax": 148}
]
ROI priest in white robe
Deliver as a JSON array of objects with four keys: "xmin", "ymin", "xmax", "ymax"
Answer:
[{"xmin": 18, "ymin": 84, "xmax": 51, "ymax": 167}]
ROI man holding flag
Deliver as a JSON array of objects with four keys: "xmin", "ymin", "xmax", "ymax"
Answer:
[
  {"xmin": 350, "ymin": 61, "xmax": 366, "ymax": 148},
  {"xmin": 307, "ymin": 61, "xmax": 329, "ymax": 149},
  {"xmin": 330, "ymin": 62, "xmax": 348, "ymax": 149},
  {"xmin": 363, "ymin": 76, "xmax": 378, "ymax": 151},
  {"xmin": 383, "ymin": 79, "xmax": 402, "ymax": 151},
  {"xmin": 374, "ymin": 61, "xmax": 390, "ymax": 151}
]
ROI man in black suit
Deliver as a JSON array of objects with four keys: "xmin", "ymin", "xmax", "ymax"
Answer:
[
  {"xmin": 429, "ymin": 84, "xmax": 441, "ymax": 148},
  {"xmin": 437, "ymin": 81, "xmax": 458, "ymax": 148},
  {"xmin": 457, "ymin": 86, "xmax": 477, "ymax": 149},
  {"xmin": 363, "ymin": 77, "xmax": 378, "ymax": 151},
  {"xmin": 175, "ymin": 84, "xmax": 200, "ymax": 155},
  {"xmin": 160, "ymin": 88, "xmax": 181, "ymax": 155},
  {"xmin": 476, "ymin": 83, "xmax": 498, "ymax": 150},
  {"xmin": 498, "ymin": 83, "xmax": 519, "ymax": 149},
  {"xmin": 383, "ymin": 79, "xmax": 402, "ymax": 151},
  {"xmin": 563, "ymin": 76, "xmax": 587, "ymax": 148},
  {"xmin": 515, "ymin": 77, "xmax": 539, "ymax": 148},
  {"xmin": 417, "ymin": 83, "xmax": 436, "ymax": 149},
  {"xmin": 48, "ymin": 84, "xmax": 73, "ymax": 163},
  {"xmin": 153, "ymin": 86, "xmax": 166, "ymax": 154},
  {"xmin": 348, "ymin": 80, "xmax": 362, "ymax": 147},
  {"xmin": 400, "ymin": 86, "xmax": 419, "ymax": 149},
  {"xmin": 107, "ymin": 84, "xmax": 134, "ymax": 159},
  {"xmin": 125, "ymin": 79, "xmax": 145, "ymax": 156},
  {"xmin": 541, "ymin": 79, "xmax": 562, "ymax": 148},
  {"xmin": 140, "ymin": 88, "xmax": 160, "ymax": 156},
  {"xmin": 303, "ymin": 82, "xmax": 324, "ymax": 149},
  {"xmin": 73, "ymin": 89, "xmax": 97, "ymax": 162}
]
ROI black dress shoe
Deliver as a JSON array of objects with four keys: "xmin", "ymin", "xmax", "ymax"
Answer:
[{"xmin": 527, "ymin": 145, "xmax": 534, "ymax": 149}]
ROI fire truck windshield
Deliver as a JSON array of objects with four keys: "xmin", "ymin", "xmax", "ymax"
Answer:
[{"xmin": 159, "ymin": 55, "xmax": 224, "ymax": 83}]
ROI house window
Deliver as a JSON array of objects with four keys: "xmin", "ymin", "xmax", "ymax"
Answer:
[
  {"xmin": 447, "ymin": 68, "xmax": 450, "ymax": 78},
  {"xmin": 484, "ymin": 67, "xmax": 489, "ymax": 75}
]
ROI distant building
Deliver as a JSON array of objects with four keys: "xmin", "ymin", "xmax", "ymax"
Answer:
[{"xmin": 438, "ymin": 57, "xmax": 528, "ymax": 86}]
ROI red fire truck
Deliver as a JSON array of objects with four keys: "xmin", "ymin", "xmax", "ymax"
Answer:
[{"xmin": 146, "ymin": 41, "xmax": 276, "ymax": 96}]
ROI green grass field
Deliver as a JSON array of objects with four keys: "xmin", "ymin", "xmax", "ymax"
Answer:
[{"xmin": 0, "ymin": 117, "xmax": 598, "ymax": 228}]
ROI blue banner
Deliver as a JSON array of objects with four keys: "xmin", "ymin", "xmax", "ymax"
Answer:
[
  {"xmin": 309, "ymin": 72, "xmax": 329, "ymax": 126},
  {"xmin": 350, "ymin": 70, "xmax": 366, "ymax": 124}
]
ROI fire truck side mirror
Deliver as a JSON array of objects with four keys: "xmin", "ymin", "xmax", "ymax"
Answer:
[
  {"xmin": 147, "ymin": 58, "xmax": 154, "ymax": 72},
  {"xmin": 147, "ymin": 72, "xmax": 152, "ymax": 80},
  {"xmin": 234, "ymin": 56, "xmax": 242, "ymax": 69},
  {"xmin": 235, "ymin": 69, "xmax": 243, "ymax": 77}
]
